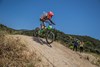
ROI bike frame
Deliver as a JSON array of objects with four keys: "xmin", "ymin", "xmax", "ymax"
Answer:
[{"xmin": 39, "ymin": 23, "xmax": 54, "ymax": 34}]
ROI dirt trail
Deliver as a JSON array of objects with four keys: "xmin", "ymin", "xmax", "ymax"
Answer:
[{"xmin": 8, "ymin": 35, "xmax": 97, "ymax": 67}]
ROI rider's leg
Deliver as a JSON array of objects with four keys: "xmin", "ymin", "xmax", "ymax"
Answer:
[
  {"xmin": 40, "ymin": 19, "xmax": 44, "ymax": 29},
  {"xmin": 41, "ymin": 22, "xmax": 46, "ymax": 29}
]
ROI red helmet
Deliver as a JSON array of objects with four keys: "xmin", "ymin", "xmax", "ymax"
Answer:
[{"xmin": 48, "ymin": 11, "xmax": 54, "ymax": 16}]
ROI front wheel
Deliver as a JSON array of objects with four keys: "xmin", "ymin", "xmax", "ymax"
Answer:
[{"xmin": 46, "ymin": 31, "xmax": 55, "ymax": 44}]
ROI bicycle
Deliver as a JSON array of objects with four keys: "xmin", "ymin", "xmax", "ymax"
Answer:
[{"xmin": 33, "ymin": 22, "xmax": 55, "ymax": 44}]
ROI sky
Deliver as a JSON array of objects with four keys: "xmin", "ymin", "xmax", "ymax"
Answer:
[{"xmin": 0, "ymin": 0, "xmax": 100, "ymax": 40}]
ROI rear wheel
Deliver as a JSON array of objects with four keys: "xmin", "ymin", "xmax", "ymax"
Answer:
[
  {"xmin": 46, "ymin": 31, "xmax": 55, "ymax": 44},
  {"xmin": 33, "ymin": 27, "xmax": 40, "ymax": 37}
]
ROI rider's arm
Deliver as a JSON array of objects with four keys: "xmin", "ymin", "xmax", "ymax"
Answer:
[{"xmin": 48, "ymin": 19, "xmax": 55, "ymax": 25}]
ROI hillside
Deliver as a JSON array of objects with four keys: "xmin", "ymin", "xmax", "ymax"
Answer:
[
  {"xmin": 0, "ymin": 24, "xmax": 100, "ymax": 67},
  {"xmin": 0, "ymin": 24, "xmax": 15, "ymax": 33},
  {"xmin": 0, "ymin": 24, "xmax": 100, "ymax": 54},
  {"xmin": 0, "ymin": 34, "xmax": 98, "ymax": 67}
]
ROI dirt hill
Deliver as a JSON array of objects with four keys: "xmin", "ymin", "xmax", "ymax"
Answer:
[{"xmin": 1, "ymin": 35, "xmax": 97, "ymax": 67}]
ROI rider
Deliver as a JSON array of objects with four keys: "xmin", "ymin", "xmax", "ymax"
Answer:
[{"xmin": 40, "ymin": 11, "xmax": 55, "ymax": 29}]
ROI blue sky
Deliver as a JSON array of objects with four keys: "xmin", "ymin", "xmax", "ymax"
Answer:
[{"xmin": 0, "ymin": 0, "xmax": 100, "ymax": 40}]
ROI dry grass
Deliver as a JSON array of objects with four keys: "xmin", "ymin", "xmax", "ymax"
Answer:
[
  {"xmin": 90, "ymin": 53, "xmax": 100, "ymax": 66},
  {"xmin": 0, "ymin": 33, "xmax": 42, "ymax": 67},
  {"xmin": 81, "ymin": 52, "xmax": 100, "ymax": 67}
]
